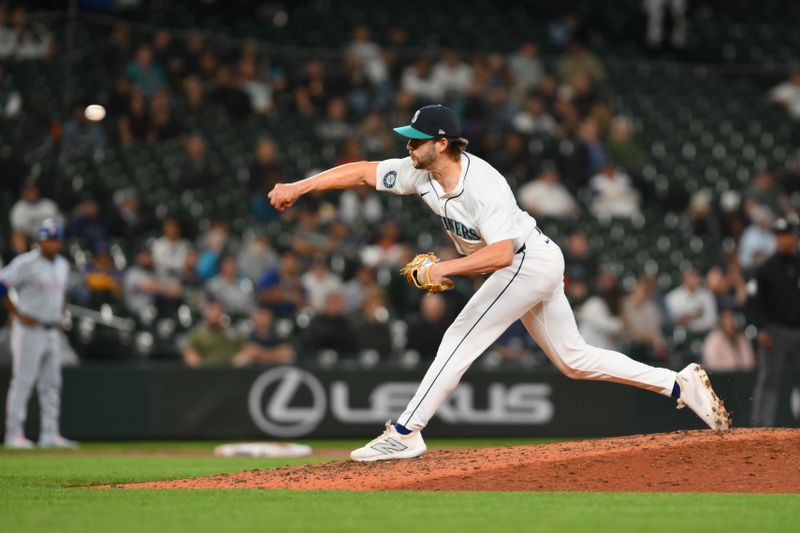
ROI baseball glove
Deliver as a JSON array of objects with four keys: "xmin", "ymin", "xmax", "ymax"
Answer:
[{"xmin": 400, "ymin": 252, "xmax": 454, "ymax": 293}]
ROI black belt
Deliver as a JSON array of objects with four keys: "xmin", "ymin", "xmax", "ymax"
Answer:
[
  {"xmin": 516, "ymin": 243, "xmax": 526, "ymax": 254},
  {"xmin": 19, "ymin": 315, "xmax": 59, "ymax": 329}
]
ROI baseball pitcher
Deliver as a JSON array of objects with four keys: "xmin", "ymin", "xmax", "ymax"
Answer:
[{"xmin": 269, "ymin": 105, "xmax": 729, "ymax": 462}]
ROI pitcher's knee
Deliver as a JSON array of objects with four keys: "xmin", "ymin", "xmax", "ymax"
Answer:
[{"xmin": 552, "ymin": 347, "xmax": 594, "ymax": 380}]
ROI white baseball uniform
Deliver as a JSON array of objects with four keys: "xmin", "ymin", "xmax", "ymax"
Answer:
[
  {"xmin": 0, "ymin": 248, "xmax": 69, "ymax": 440},
  {"xmin": 376, "ymin": 152, "xmax": 678, "ymax": 431}
]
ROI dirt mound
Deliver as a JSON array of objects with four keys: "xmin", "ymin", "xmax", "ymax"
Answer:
[{"xmin": 114, "ymin": 428, "xmax": 800, "ymax": 493}]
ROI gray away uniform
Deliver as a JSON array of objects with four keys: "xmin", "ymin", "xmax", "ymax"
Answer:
[{"xmin": 0, "ymin": 249, "xmax": 69, "ymax": 439}]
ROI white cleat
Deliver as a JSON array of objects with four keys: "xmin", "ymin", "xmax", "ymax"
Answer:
[
  {"xmin": 350, "ymin": 421, "xmax": 427, "ymax": 462},
  {"xmin": 4, "ymin": 435, "xmax": 35, "ymax": 450},
  {"xmin": 676, "ymin": 363, "xmax": 731, "ymax": 431},
  {"xmin": 38, "ymin": 434, "xmax": 80, "ymax": 449}
]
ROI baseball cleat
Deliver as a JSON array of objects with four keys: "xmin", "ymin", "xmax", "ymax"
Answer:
[
  {"xmin": 4, "ymin": 435, "xmax": 35, "ymax": 450},
  {"xmin": 38, "ymin": 434, "xmax": 79, "ymax": 449},
  {"xmin": 350, "ymin": 420, "xmax": 427, "ymax": 462},
  {"xmin": 675, "ymin": 363, "xmax": 731, "ymax": 431}
]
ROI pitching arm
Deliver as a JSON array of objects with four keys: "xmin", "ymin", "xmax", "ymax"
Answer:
[{"xmin": 268, "ymin": 161, "xmax": 378, "ymax": 212}]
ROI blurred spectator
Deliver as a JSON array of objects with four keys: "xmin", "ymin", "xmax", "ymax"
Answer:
[
  {"xmin": 123, "ymin": 247, "xmax": 182, "ymax": 317},
  {"xmin": 686, "ymin": 189, "xmax": 719, "ymax": 238},
  {"xmin": 621, "ymin": 276, "xmax": 668, "ymax": 361},
  {"xmin": 665, "ymin": 268, "xmax": 718, "ymax": 334},
  {"xmin": 768, "ymin": 72, "xmax": 800, "ymax": 120},
  {"xmin": 488, "ymin": 131, "xmax": 538, "ymax": 186},
  {"xmin": 346, "ymin": 24, "xmax": 387, "ymax": 87},
  {"xmin": 179, "ymin": 248, "xmax": 203, "ymax": 309},
  {"xmin": 7, "ymin": 6, "xmax": 53, "ymax": 61},
  {"xmin": 232, "ymin": 306, "xmax": 294, "ymax": 366},
  {"xmin": 568, "ymin": 71, "xmax": 598, "ymax": 118},
  {"xmin": 180, "ymin": 134, "xmax": 223, "ymax": 189},
  {"xmin": 65, "ymin": 196, "xmax": 108, "ymax": 244},
  {"xmin": 10, "ymin": 178, "xmax": 61, "ymax": 238},
  {"xmin": 738, "ymin": 205, "xmax": 776, "ymax": 272},
  {"xmin": 342, "ymin": 265, "xmax": 378, "ymax": 313},
  {"xmin": 238, "ymin": 55, "xmax": 272, "ymax": 114},
  {"xmin": 315, "ymin": 97, "xmax": 354, "ymax": 146},
  {"xmin": 248, "ymin": 137, "xmax": 285, "ymax": 194},
  {"xmin": 118, "ymin": 91, "xmax": 150, "ymax": 143},
  {"xmin": 181, "ymin": 75, "xmax": 206, "ymax": 120},
  {"xmin": 511, "ymin": 96, "xmax": 557, "ymax": 137},
  {"xmin": 196, "ymin": 218, "xmax": 237, "ymax": 281},
  {"xmin": 61, "ymin": 102, "xmax": 107, "ymax": 156},
  {"xmin": 517, "ymin": 164, "xmax": 579, "ymax": 219},
  {"xmin": 108, "ymin": 188, "xmax": 150, "ymax": 243},
  {"xmin": 569, "ymin": 119, "xmax": 607, "ymax": 185},
  {"xmin": 360, "ymin": 222, "xmax": 405, "ymax": 268},
  {"xmin": 487, "ymin": 320, "xmax": 540, "ymax": 367},
  {"xmin": 303, "ymin": 292, "xmax": 358, "ymax": 357},
  {"xmin": 401, "ymin": 55, "xmax": 439, "ymax": 101},
  {"xmin": 301, "ymin": 257, "xmax": 343, "ymax": 312},
  {"xmin": 82, "ymin": 243, "xmax": 123, "ymax": 307},
  {"xmin": 205, "ymin": 255, "xmax": 255, "ymax": 316},
  {"xmin": 0, "ymin": 5, "xmax": 14, "ymax": 59},
  {"xmin": 258, "ymin": 251, "xmax": 306, "ymax": 318},
  {"xmin": 351, "ymin": 289, "xmax": 393, "ymax": 357},
  {"xmin": 607, "ymin": 116, "xmax": 646, "ymax": 176},
  {"xmin": 148, "ymin": 90, "xmax": 183, "ymax": 141},
  {"xmin": 588, "ymin": 161, "xmax": 642, "ymax": 220},
  {"xmin": 563, "ymin": 230, "xmax": 597, "ymax": 284},
  {"xmin": 151, "ymin": 217, "xmax": 191, "ymax": 278},
  {"xmin": 508, "ymin": 42, "xmax": 544, "ymax": 93},
  {"xmin": 183, "ymin": 301, "xmax": 243, "ymax": 367},
  {"xmin": 702, "ymin": 310, "xmax": 755, "ymax": 371},
  {"xmin": 358, "ymin": 112, "xmax": 394, "ymax": 157},
  {"xmin": 237, "ymin": 230, "xmax": 279, "ymax": 284},
  {"xmin": 1, "ymin": 230, "xmax": 29, "ymax": 265},
  {"xmin": 644, "ymin": 0, "xmax": 688, "ymax": 49},
  {"xmin": 576, "ymin": 269, "xmax": 625, "ymax": 350},
  {"xmin": 208, "ymin": 65, "xmax": 251, "ymax": 119},
  {"xmin": 705, "ymin": 264, "xmax": 747, "ymax": 313},
  {"xmin": 125, "ymin": 45, "xmax": 166, "ymax": 97},
  {"xmin": 291, "ymin": 207, "xmax": 330, "ymax": 257},
  {"xmin": 0, "ymin": 64, "xmax": 21, "ymax": 117},
  {"xmin": 744, "ymin": 169, "xmax": 791, "ymax": 219},
  {"xmin": 749, "ymin": 217, "xmax": 800, "ymax": 426},
  {"xmin": 339, "ymin": 187, "xmax": 384, "ymax": 227},
  {"xmin": 431, "ymin": 51, "xmax": 473, "ymax": 99},
  {"xmin": 406, "ymin": 293, "xmax": 450, "ymax": 359},
  {"xmin": 557, "ymin": 40, "xmax": 606, "ymax": 84},
  {"xmin": 105, "ymin": 23, "xmax": 131, "ymax": 72}
]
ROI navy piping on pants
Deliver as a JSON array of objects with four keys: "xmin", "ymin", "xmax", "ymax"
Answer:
[{"xmin": 400, "ymin": 249, "xmax": 527, "ymax": 427}]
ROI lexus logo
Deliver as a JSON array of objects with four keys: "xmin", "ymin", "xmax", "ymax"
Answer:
[{"xmin": 248, "ymin": 367, "xmax": 326, "ymax": 437}]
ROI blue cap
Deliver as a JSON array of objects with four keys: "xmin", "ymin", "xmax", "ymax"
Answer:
[
  {"xmin": 393, "ymin": 104, "xmax": 462, "ymax": 140},
  {"xmin": 38, "ymin": 218, "xmax": 64, "ymax": 241}
]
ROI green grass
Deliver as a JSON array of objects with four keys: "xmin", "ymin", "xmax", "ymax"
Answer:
[{"xmin": 1, "ymin": 440, "xmax": 798, "ymax": 533}]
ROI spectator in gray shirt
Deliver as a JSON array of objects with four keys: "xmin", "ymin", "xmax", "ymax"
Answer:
[{"xmin": 205, "ymin": 255, "xmax": 255, "ymax": 316}]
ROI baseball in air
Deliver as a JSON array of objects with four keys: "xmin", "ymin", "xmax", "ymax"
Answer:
[{"xmin": 84, "ymin": 104, "xmax": 106, "ymax": 122}]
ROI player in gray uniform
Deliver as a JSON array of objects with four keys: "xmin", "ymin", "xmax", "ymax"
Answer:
[
  {"xmin": 1, "ymin": 219, "xmax": 78, "ymax": 449},
  {"xmin": 269, "ymin": 105, "xmax": 730, "ymax": 461}
]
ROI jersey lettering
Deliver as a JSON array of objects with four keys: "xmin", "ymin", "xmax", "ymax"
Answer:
[{"xmin": 440, "ymin": 216, "xmax": 480, "ymax": 241}]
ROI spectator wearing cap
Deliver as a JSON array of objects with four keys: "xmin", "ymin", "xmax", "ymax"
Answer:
[
  {"xmin": 748, "ymin": 217, "xmax": 800, "ymax": 426},
  {"xmin": 10, "ymin": 179, "xmax": 61, "ymax": 239},
  {"xmin": 517, "ymin": 163, "xmax": 579, "ymax": 219}
]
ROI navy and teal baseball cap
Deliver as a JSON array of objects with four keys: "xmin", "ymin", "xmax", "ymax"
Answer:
[
  {"xmin": 38, "ymin": 218, "xmax": 64, "ymax": 241},
  {"xmin": 393, "ymin": 104, "xmax": 461, "ymax": 140}
]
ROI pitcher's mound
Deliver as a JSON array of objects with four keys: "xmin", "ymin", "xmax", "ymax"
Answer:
[{"xmin": 118, "ymin": 428, "xmax": 800, "ymax": 493}]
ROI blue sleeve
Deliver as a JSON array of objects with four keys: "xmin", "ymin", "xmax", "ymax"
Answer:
[{"xmin": 0, "ymin": 281, "xmax": 8, "ymax": 299}]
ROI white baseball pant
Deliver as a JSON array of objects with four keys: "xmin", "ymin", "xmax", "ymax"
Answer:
[
  {"xmin": 398, "ymin": 230, "xmax": 678, "ymax": 431},
  {"xmin": 5, "ymin": 324, "xmax": 63, "ymax": 439}
]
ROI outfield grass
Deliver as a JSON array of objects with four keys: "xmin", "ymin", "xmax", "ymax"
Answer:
[{"xmin": 1, "ymin": 440, "xmax": 798, "ymax": 533}]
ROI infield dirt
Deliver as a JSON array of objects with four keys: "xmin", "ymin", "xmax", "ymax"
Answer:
[{"xmin": 114, "ymin": 428, "xmax": 800, "ymax": 493}]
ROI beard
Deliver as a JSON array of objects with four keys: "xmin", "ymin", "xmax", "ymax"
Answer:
[{"xmin": 411, "ymin": 146, "xmax": 438, "ymax": 169}]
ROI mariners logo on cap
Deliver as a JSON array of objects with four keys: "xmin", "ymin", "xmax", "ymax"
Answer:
[{"xmin": 411, "ymin": 110, "xmax": 420, "ymax": 124}]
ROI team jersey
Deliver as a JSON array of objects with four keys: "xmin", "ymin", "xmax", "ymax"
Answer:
[
  {"xmin": 0, "ymin": 248, "xmax": 69, "ymax": 323},
  {"xmin": 376, "ymin": 152, "xmax": 538, "ymax": 255}
]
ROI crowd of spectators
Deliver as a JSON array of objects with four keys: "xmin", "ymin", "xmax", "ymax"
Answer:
[{"xmin": 1, "ymin": 13, "xmax": 799, "ymax": 373}]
